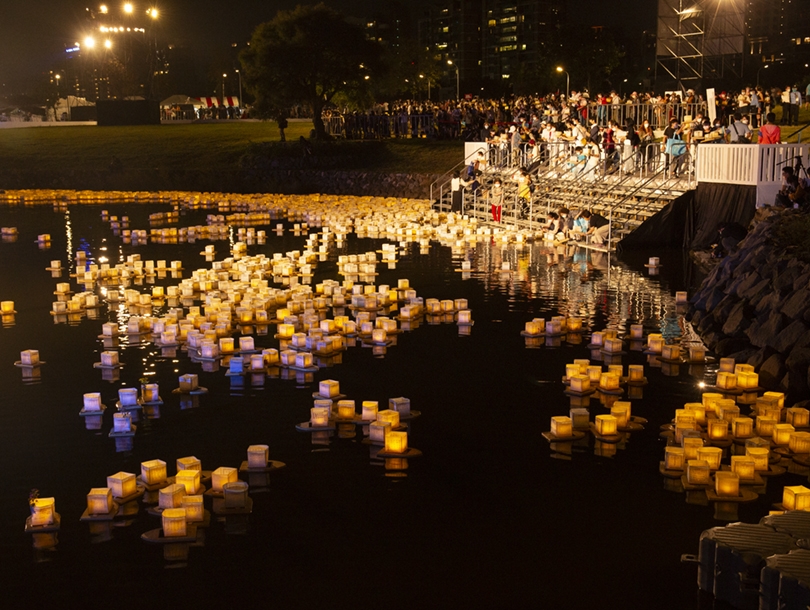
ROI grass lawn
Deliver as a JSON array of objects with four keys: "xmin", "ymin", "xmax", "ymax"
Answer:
[{"xmin": 0, "ymin": 121, "xmax": 463, "ymax": 177}]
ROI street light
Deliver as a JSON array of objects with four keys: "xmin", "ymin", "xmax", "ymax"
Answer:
[
  {"xmin": 555, "ymin": 66, "xmax": 569, "ymax": 99},
  {"xmin": 419, "ymin": 74, "xmax": 431, "ymax": 101},
  {"xmin": 447, "ymin": 59, "xmax": 459, "ymax": 99},
  {"xmin": 222, "ymin": 73, "xmax": 227, "ymax": 103},
  {"xmin": 123, "ymin": 3, "xmax": 133, "ymax": 14},
  {"xmin": 756, "ymin": 64, "xmax": 769, "ymax": 88},
  {"xmin": 234, "ymin": 69, "xmax": 242, "ymax": 108}
]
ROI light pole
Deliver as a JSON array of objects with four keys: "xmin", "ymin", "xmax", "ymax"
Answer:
[
  {"xmin": 419, "ymin": 74, "xmax": 431, "ymax": 101},
  {"xmin": 222, "ymin": 73, "xmax": 227, "ymax": 104},
  {"xmin": 234, "ymin": 69, "xmax": 242, "ymax": 108},
  {"xmin": 447, "ymin": 59, "xmax": 459, "ymax": 99},
  {"xmin": 756, "ymin": 64, "xmax": 769, "ymax": 88},
  {"xmin": 555, "ymin": 66, "xmax": 569, "ymax": 100}
]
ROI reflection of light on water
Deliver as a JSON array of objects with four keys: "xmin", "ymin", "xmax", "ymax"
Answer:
[{"xmin": 64, "ymin": 209, "xmax": 73, "ymax": 275}]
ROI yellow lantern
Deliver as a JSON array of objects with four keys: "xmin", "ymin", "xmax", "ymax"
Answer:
[
  {"xmin": 647, "ymin": 336, "xmax": 663, "ymax": 353},
  {"xmin": 762, "ymin": 391, "xmax": 785, "ymax": 409},
  {"xmin": 176, "ymin": 456, "xmax": 201, "ymax": 471},
  {"xmin": 181, "ymin": 495, "xmax": 204, "ymax": 522},
  {"xmin": 140, "ymin": 459, "xmax": 167, "ymax": 486},
  {"xmin": 627, "ymin": 365, "xmax": 645, "ymax": 382},
  {"xmin": 787, "ymin": 408, "xmax": 809, "ymax": 428},
  {"xmin": 319, "ymin": 380, "xmax": 340, "ymax": 398},
  {"xmin": 603, "ymin": 338, "xmax": 623, "ymax": 354},
  {"xmin": 782, "ymin": 485, "xmax": 810, "ymax": 511},
  {"xmin": 732, "ymin": 417, "xmax": 754, "ymax": 438},
  {"xmin": 683, "ymin": 436, "xmax": 704, "ymax": 460},
  {"xmin": 377, "ymin": 409, "xmax": 400, "ymax": 429},
  {"xmin": 707, "ymin": 419, "xmax": 729, "ymax": 440},
  {"xmin": 550, "ymin": 416, "xmax": 573, "ymax": 438},
  {"xmin": 162, "ymin": 508, "xmax": 187, "ymax": 537},
  {"xmin": 595, "ymin": 414, "xmax": 618, "ymax": 436},
  {"xmin": 715, "ymin": 471, "xmax": 740, "ymax": 497},
  {"xmin": 211, "ymin": 467, "xmax": 237, "ymax": 492},
  {"xmin": 385, "ymin": 430, "xmax": 408, "ymax": 454},
  {"xmin": 745, "ymin": 447, "xmax": 770, "ymax": 471},
  {"xmin": 569, "ymin": 375, "xmax": 591, "ymax": 393},
  {"xmin": 756, "ymin": 416, "xmax": 776, "ymax": 437},
  {"xmin": 664, "ymin": 446, "xmax": 685, "ymax": 470},
  {"xmin": 337, "ymin": 400, "xmax": 356, "ymax": 419},
  {"xmin": 158, "ymin": 484, "xmax": 185, "ymax": 509},
  {"xmin": 686, "ymin": 460, "xmax": 711, "ymax": 485},
  {"xmin": 629, "ymin": 324, "xmax": 644, "ymax": 339},
  {"xmin": 661, "ymin": 345, "xmax": 680, "ymax": 360},
  {"xmin": 697, "ymin": 446, "xmax": 723, "ymax": 470},
  {"xmin": 610, "ymin": 403, "xmax": 630, "ymax": 428},
  {"xmin": 586, "ymin": 366, "xmax": 602, "ymax": 383},
  {"xmin": 310, "ymin": 407, "xmax": 330, "ymax": 427},
  {"xmin": 567, "ymin": 317, "xmax": 583, "ymax": 332},
  {"xmin": 219, "ymin": 337, "xmax": 234, "ymax": 354},
  {"xmin": 773, "ymin": 424, "xmax": 795, "ymax": 446},
  {"xmin": 175, "ymin": 469, "xmax": 201, "ymax": 495},
  {"xmin": 87, "ymin": 488, "xmax": 113, "ymax": 515},
  {"xmin": 294, "ymin": 352, "xmax": 313, "ymax": 368},
  {"xmin": 737, "ymin": 371, "xmax": 759, "ymax": 389},
  {"xmin": 106, "ymin": 472, "xmax": 136, "ymax": 499},
  {"xmin": 277, "ymin": 323, "xmax": 295, "ymax": 339},
  {"xmin": 716, "ymin": 372, "xmax": 737, "ymax": 390},
  {"xmin": 600, "ymin": 372, "xmax": 620, "ymax": 391},
  {"xmin": 789, "ymin": 432, "xmax": 810, "ymax": 454},
  {"xmin": 30, "ymin": 498, "xmax": 56, "ymax": 526},
  {"xmin": 718, "ymin": 401, "xmax": 740, "ymax": 423},
  {"xmin": 684, "ymin": 403, "xmax": 707, "ymax": 426},
  {"xmin": 731, "ymin": 456, "xmax": 756, "ymax": 481},
  {"xmin": 702, "ymin": 393, "xmax": 724, "ymax": 414}
]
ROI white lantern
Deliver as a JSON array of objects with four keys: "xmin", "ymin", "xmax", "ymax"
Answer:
[
  {"xmin": 362, "ymin": 401, "xmax": 379, "ymax": 420},
  {"xmin": 369, "ymin": 421, "xmax": 391, "ymax": 443},
  {"xmin": 239, "ymin": 336, "xmax": 255, "ymax": 352},
  {"xmin": 181, "ymin": 495, "xmax": 205, "ymax": 522},
  {"xmin": 100, "ymin": 351, "xmax": 119, "ymax": 367},
  {"xmin": 87, "ymin": 488, "xmax": 113, "ymax": 515},
  {"xmin": 159, "ymin": 484, "xmax": 185, "ymax": 509},
  {"xmin": 179, "ymin": 374, "xmax": 199, "ymax": 392},
  {"xmin": 83, "ymin": 393, "xmax": 103, "ymax": 412},
  {"xmin": 319, "ymin": 380, "xmax": 340, "ymax": 398},
  {"xmin": 211, "ymin": 467, "xmax": 238, "ymax": 492},
  {"xmin": 223, "ymin": 481, "xmax": 249, "ymax": 508},
  {"xmin": 247, "ymin": 445, "xmax": 269, "ymax": 469},
  {"xmin": 106, "ymin": 472, "xmax": 136, "ymax": 499},
  {"xmin": 162, "ymin": 508, "xmax": 187, "ymax": 537},
  {"xmin": 569, "ymin": 375, "xmax": 591, "ymax": 393},
  {"xmin": 175, "ymin": 469, "xmax": 201, "ymax": 495},
  {"xmin": 141, "ymin": 459, "xmax": 167, "ymax": 486}
]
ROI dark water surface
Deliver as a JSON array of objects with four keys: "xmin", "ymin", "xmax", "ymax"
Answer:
[{"xmin": 0, "ymin": 201, "xmax": 798, "ymax": 609}]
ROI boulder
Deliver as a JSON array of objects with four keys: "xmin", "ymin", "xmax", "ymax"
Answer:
[
  {"xmin": 745, "ymin": 312, "xmax": 785, "ymax": 349},
  {"xmin": 772, "ymin": 320, "xmax": 810, "ymax": 354},
  {"xmin": 714, "ymin": 337, "xmax": 753, "ymax": 356},
  {"xmin": 721, "ymin": 301, "xmax": 752, "ymax": 337},
  {"xmin": 758, "ymin": 353, "xmax": 786, "ymax": 389},
  {"xmin": 781, "ymin": 287, "xmax": 810, "ymax": 320}
]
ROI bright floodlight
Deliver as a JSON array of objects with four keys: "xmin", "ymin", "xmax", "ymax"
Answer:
[
  {"xmin": 123, "ymin": 3, "xmax": 133, "ymax": 13},
  {"xmin": 556, "ymin": 66, "xmax": 563, "ymax": 73},
  {"xmin": 104, "ymin": 39, "xmax": 112, "ymax": 49},
  {"xmin": 54, "ymin": 74, "xmax": 61, "ymax": 80},
  {"xmin": 99, "ymin": 4, "xmax": 108, "ymax": 13},
  {"xmin": 148, "ymin": 8, "xmax": 158, "ymax": 18},
  {"xmin": 447, "ymin": 59, "xmax": 453, "ymax": 65},
  {"xmin": 83, "ymin": 36, "xmax": 96, "ymax": 49}
]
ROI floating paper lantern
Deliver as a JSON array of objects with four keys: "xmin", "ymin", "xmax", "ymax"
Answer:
[
  {"xmin": 181, "ymin": 495, "xmax": 204, "ymax": 522},
  {"xmin": 569, "ymin": 375, "xmax": 591, "ymax": 393},
  {"xmin": 280, "ymin": 350, "xmax": 297, "ymax": 366},
  {"xmin": 734, "ymin": 363, "xmax": 754, "ymax": 374},
  {"xmin": 787, "ymin": 408, "xmax": 809, "ymax": 428},
  {"xmin": 603, "ymin": 338, "xmax": 623, "ymax": 354},
  {"xmin": 773, "ymin": 424, "xmax": 795, "ymax": 446},
  {"xmin": 684, "ymin": 403, "xmax": 707, "ymax": 426},
  {"xmin": 19, "ymin": 349, "xmax": 40, "ymax": 366},
  {"xmin": 162, "ymin": 508, "xmax": 187, "ymax": 537},
  {"xmin": 294, "ymin": 353, "xmax": 313, "ymax": 368},
  {"xmin": 219, "ymin": 338, "xmax": 234, "ymax": 355},
  {"xmin": 629, "ymin": 325, "xmax": 643, "ymax": 339},
  {"xmin": 101, "ymin": 323, "xmax": 117, "ymax": 337},
  {"xmin": 249, "ymin": 354, "xmax": 264, "ymax": 371},
  {"xmin": 524, "ymin": 320, "xmax": 543, "ymax": 336},
  {"xmin": 782, "ymin": 485, "xmax": 810, "ymax": 511},
  {"xmin": 756, "ymin": 416, "xmax": 776, "ymax": 437},
  {"xmin": 360, "ymin": 401, "xmax": 379, "ymax": 421},
  {"xmin": 566, "ymin": 364, "xmax": 581, "ymax": 379},
  {"xmin": 229, "ymin": 357, "xmax": 244, "ymax": 375},
  {"xmin": 310, "ymin": 407, "xmax": 330, "ymax": 427},
  {"xmin": 247, "ymin": 445, "xmax": 269, "ymax": 469},
  {"xmin": 106, "ymin": 472, "xmax": 136, "ymax": 499},
  {"xmin": 737, "ymin": 371, "xmax": 759, "ymax": 390},
  {"xmin": 763, "ymin": 391, "xmax": 785, "ymax": 409},
  {"xmin": 118, "ymin": 388, "xmax": 138, "ymax": 407},
  {"xmin": 87, "ymin": 488, "xmax": 113, "ymax": 515},
  {"xmin": 586, "ymin": 366, "xmax": 602, "ymax": 383},
  {"xmin": 664, "ymin": 447, "xmax": 685, "ymax": 470},
  {"xmin": 142, "ymin": 383, "xmax": 159, "ymax": 403},
  {"xmin": 457, "ymin": 310, "xmax": 472, "ymax": 325},
  {"xmin": 83, "ymin": 393, "xmax": 103, "ymax": 412},
  {"xmin": 662, "ymin": 345, "xmax": 680, "ymax": 360},
  {"xmin": 239, "ymin": 337, "xmax": 255, "ymax": 352},
  {"xmin": 371, "ymin": 328, "xmax": 387, "ymax": 343},
  {"xmin": 675, "ymin": 291, "xmax": 688, "ymax": 303},
  {"xmin": 627, "ymin": 365, "xmax": 645, "ymax": 382},
  {"xmin": 697, "ymin": 446, "xmax": 723, "ymax": 470},
  {"xmin": 675, "ymin": 410, "xmax": 696, "ymax": 428},
  {"xmin": 178, "ymin": 374, "xmax": 199, "ymax": 393},
  {"xmin": 385, "ymin": 430, "xmax": 408, "ymax": 454},
  {"xmin": 715, "ymin": 471, "xmax": 740, "ymax": 498},
  {"xmin": 30, "ymin": 498, "xmax": 56, "ymax": 526},
  {"xmin": 176, "ymin": 456, "xmax": 201, "ymax": 472},
  {"xmin": 337, "ymin": 400, "xmax": 356, "ymax": 419},
  {"xmin": 319, "ymin": 380, "xmax": 340, "ymax": 398},
  {"xmin": 369, "ymin": 421, "xmax": 392, "ymax": 443},
  {"xmin": 716, "ymin": 372, "xmax": 737, "ymax": 390},
  {"xmin": 223, "ymin": 481, "xmax": 249, "ymax": 509},
  {"xmin": 683, "ymin": 436, "xmax": 704, "ymax": 460},
  {"xmin": 212, "ymin": 467, "xmax": 238, "ymax": 492},
  {"xmin": 789, "ymin": 432, "xmax": 810, "ymax": 454},
  {"xmin": 573, "ymin": 359, "xmax": 590, "ymax": 373},
  {"xmin": 570, "ymin": 408, "xmax": 589, "ymax": 429},
  {"xmin": 732, "ymin": 417, "xmax": 753, "ymax": 438},
  {"xmin": 687, "ymin": 460, "xmax": 711, "ymax": 485},
  {"xmin": 550, "ymin": 416, "xmax": 573, "ymax": 438},
  {"xmin": 567, "ymin": 317, "xmax": 583, "ymax": 332},
  {"xmin": 1, "ymin": 301, "xmax": 14, "ymax": 314},
  {"xmin": 377, "ymin": 409, "xmax": 400, "ymax": 429},
  {"xmin": 595, "ymin": 414, "xmax": 618, "ymax": 436},
  {"xmin": 745, "ymin": 447, "xmax": 770, "ymax": 471},
  {"xmin": 731, "ymin": 456, "xmax": 756, "ymax": 481},
  {"xmin": 590, "ymin": 332, "xmax": 604, "ymax": 347},
  {"xmin": 141, "ymin": 459, "xmax": 167, "ymax": 486},
  {"xmin": 719, "ymin": 401, "xmax": 740, "ymax": 423},
  {"xmin": 718, "ymin": 358, "xmax": 736, "ymax": 373},
  {"xmin": 610, "ymin": 403, "xmax": 630, "ymax": 428},
  {"xmin": 175, "ymin": 469, "xmax": 201, "ymax": 495},
  {"xmin": 674, "ymin": 421, "xmax": 695, "ymax": 444},
  {"xmin": 277, "ymin": 323, "xmax": 295, "ymax": 339},
  {"xmin": 707, "ymin": 419, "xmax": 729, "ymax": 441},
  {"xmin": 100, "ymin": 351, "xmax": 119, "ymax": 367},
  {"xmin": 291, "ymin": 333, "xmax": 307, "ymax": 348},
  {"xmin": 600, "ymin": 372, "xmax": 621, "ymax": 391}
]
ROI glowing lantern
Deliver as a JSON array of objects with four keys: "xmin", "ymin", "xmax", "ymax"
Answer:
[
  {"xmin": 675, "ymin": 422, "xmax": 696, "ymax": 444},
  {"xmin": 524, "ymin": 320, "xmax": 543, "ymax": 335},
  {"xmin": 262, "ymin": 349, "xmax": 279, "ymax": 366},
  {"xmin": 457, "ymin": 310, "xmax": 472, "ymax": 325},
  {"xmin": 610, "ymin": 403, "xmax": 630, "ymax": 428},
  {"xmin": 697, "ymin": 446, "xmax": 723, "ymax": 470},
  {"xmin": 179, "ymin": 374, "xmax": 199, "ymax": 392},
  {"xmin": 223, "ymin": 481, "xmax": 249, "ymax": 508},
  {"xmin": 789, "ymin": 432, "xmax": 810, "ymax": 454},
  {"xmin": 228, "ymin": 357, "xmax": 244, "ymax": 375},
  {"xmin": 277, "ymin": 323, "xmax": 295, "ymax": 339},
  {"xmin": 600, "ymin": 372, "xmax": 620, "ymax": 391},
  {"xmin": 590, "ymin": 332, "xmax": 604, "ymax": 347},
  {"xmin": 756, "ymin": 416, "xmax": 776, "ymax": 437},
  {"xmin": 718, "ymin": 358, "xmax": 736, "ymax": 373},
  {"xmin": 737, "ymin": 371, "xmax": 759, "ymax": 389},
  {"xmin": 570, "ymin": 408, "xmax": 589, "ymax": 429},
  {"xmin": 627, "ymin": 365, "xmax": 645, "ymax": 382},
  {"xmin": 140, "ymin": 459, "xmax": 167, "ymax": 486},
  {"xmin": 569, "ymin": 375, "xmax": 591, "ymax": 393},
  {"xmin": 175, "ymin": 469, "xmax": 201, "ymax": 495},
  {"xmin": 716, "ymin": 372, "xmax": 737, "ymax": 390},
  {"xmin": 319, "ymin": 380, "xmax": 340, "ymax": 398},
  {"xmin": 292, "ymin": 333, "xmax": 307, "ymax": 348},
  {"xmin": 662, "ymin": 345, "xmax": 680, "ymax": 360},
  {"xmin": 369, "ymin": 421, "xmax": 391, "ymax": 444},
  {"xmin": 200, "ymin": 342, "xmax": 219, "ymax": 359},
  {"xmin": 550, "ymin": 416, "xmax": 573, "ymax": 437},
  {"xmin": 675, "ymin": 410, "xmax": 696, "ymax": 428},
  {"xmin": 362, "ymin": 401, "xmax": 379, "ymax": 420},
  {"xmin": 280, "ymin": 350, "xmax": 297, "ymax": 366},
  {"xmin": 629, "ymin": 324, "xmax": 643, "ymax": 339},
  {"xmin": 142, "ymin": 383, "xmax": 159, "ymax": 403},
  {"xmin": 647, "ymin": 335, "xmax": 663, "ymax": 354},
  {"xmin": 181, "ymin": 495, "xmax": 204, "ymax": 522},
  {"xmin": 162, "ymin": 508, "xmax": 187, "ymax": 537},
  {"xmin": 782, "ymin": 485, "xmax": 810, "ymax": 511},
  {"xmin": 664, "ymin": 446, "xmax": 685, "ymax": 470},
  {"xmin": 603, "ymin": 338, "xmax": 623, "ymax": 354},
  {"xmin": 1, "ymin": 300, "xmax": 15, "ymax": 314},
  {"xmin": 707, "ymin": 419, "xmax": 729, "ymax": 441},
  {"xmin": 337, "ymin": 400, "xmax": 356, "ymax": 419},
  {"xmin": 567, "ymin": 317, "xmax": 583, "ymax": 332},
  {"xmin": 687, "ymin": 460, "xmax": 711, "ymax": 485},
  {"xmin": 247, "ymin": 445, "xmax": 269, "ymax": 469},
  {"xmin": 294, "ymin": 352, "xmax": 313, "ymax": 368},
  {"xmin": 83, "ymin": 393, "xmax": 103, "ymax": 412},
  {"xmin": 732, "ymin": 417, "xmax": 753, "ymax": 438},
  {"xmin": 239, "ymin": 336, "xmax": 255, "ymax": 352},
  {"xmin": 684, "ymin": 403, "xmax": 707, "ymax": 426},
  {"xmin": 371, "ymin": 328, "xmax": 387, "ymax": 343},
  {"xmin": 773, "ymin": 424, "xmax": 795, "ymax": 446},
  {"xmin": 30, "ymin": 498, "xmax": 56, "ymax": 526},
  {"xmin": 595, "ymin": 414, "xmax": 618, "ymax": 436},
  {"xmin": 715, "ymin": 471, "xmax": 741, "ymax": 498},
  {"xmin": 212, "ymin": 467, "xmax": 238, "ymax": 492},
  {"xmin": 310, "ymin": 407, "xmax": 330, "ymax": 427},
  {"xmin": 100, "ymin": 351, "xmax": 119, "ymax": 367},
  {"xmin": 745, "ymin": 447, "xmax": 770, "ymax": 471},
  {"xmin": 385, "ymin": 430, "xmax": 408, "ymax": 454},
  {"xmin": 763, "ymin": 391, "xmax": 785, "ymax": 409},
  {"xmin": 106, "ymin": 472, "xmax": 136, "ymax": 499},
  {"xmin": 689, "ymin": 346, "xmax": 706, "ymax": 362},
  {"xmin": 681, "ymin": 436, "xmax": 703, "ymax": 461},
  {"xmin": 731, "ymin": 456, "xmax": 756, "ymax": 481},
  {"xmin": 158, "ymin": 484, "xmax": 185, "ymax": 509},
  {"xmin": 87, "ymin": 488, "xmax": 113, "ymax": 515},
  {"xmin": 718, "ymin": 401, "xmax": 740, "ymax": 423},
  {"xmin": 787, "ymin": 408, "xmax": 809, "ymax": 428},
  {"xmin": 250, "ymin": 354, "xmax": 264, "ymax": 371},
  {"xmin": 176, "ymin": 456, "xmax": 201, "ymax": 472},
  {"xmin": 377, "ymin": 409, "xmax": 400, "ymax": 429},
  {"xmin": 702, "ymin": 393, "xmax": 723, "ymax": 414}
]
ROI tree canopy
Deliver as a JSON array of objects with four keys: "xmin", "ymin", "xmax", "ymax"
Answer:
[{"xmin": 240, "ymin": 3, "xmax": 380, "ymax": 138}]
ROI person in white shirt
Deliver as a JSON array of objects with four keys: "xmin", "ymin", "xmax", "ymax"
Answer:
[
  {"xmin": 789, "ymin": 87, "xmax": 802, "ymax": 125},
  {"xmin": 781, "ymin": 87, "xmax": 792, "ymax": 125}
]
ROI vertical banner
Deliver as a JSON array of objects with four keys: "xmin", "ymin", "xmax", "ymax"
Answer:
[{"xmin": 706, "ymin": 88, "xmax": 716, "ymax": 123}]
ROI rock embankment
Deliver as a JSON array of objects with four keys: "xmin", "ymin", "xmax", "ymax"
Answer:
[{"xmin": 689, "ymin": 211, "xmax": 810, "ymax": 402}]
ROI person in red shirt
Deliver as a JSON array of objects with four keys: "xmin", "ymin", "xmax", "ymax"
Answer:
[{"xmin": 758, "ymin": 112, "xmax": 781, "ymax": 144}]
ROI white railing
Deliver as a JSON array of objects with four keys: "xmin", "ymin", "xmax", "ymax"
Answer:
[{"xmin": 695, "ymin": 143, "xmax": 810, "ymax": 205}]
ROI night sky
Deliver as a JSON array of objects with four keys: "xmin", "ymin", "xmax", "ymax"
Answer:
[{"xmin": 0, "ymin": 0, "xmax": 654, "ymax": 95}]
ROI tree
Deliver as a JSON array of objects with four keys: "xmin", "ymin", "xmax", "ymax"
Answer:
[{"xmin": 240, "ymin": 4, "xmax": 381, "ymax": 138}]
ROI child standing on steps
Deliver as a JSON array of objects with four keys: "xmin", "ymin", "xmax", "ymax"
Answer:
[{"xmin": 490, "ymin": 178, "xmax": 504, "ymax": 223}]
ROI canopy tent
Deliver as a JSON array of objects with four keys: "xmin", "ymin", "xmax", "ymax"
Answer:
[
  {"xmin": 222, "ymin": 96, "xmax": 240, "ymax": 108},
  {"xmin": 197, "ymin": 97, "xmax": 219, "ymax": 108},
  {"xmin": 196, "ymin": 96, "xmax": 240, "ymax": 108},
  {"xmin": 160, "ymin": 95, "xmax": 203, "ymax": 108}
]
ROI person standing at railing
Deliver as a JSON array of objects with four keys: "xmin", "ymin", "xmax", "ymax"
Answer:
[
  {"xmin": 758, "ymin": 113, "xmax": 781, "ymax": 144},
  {"xmin": 450, "ymin": 170, "xmax": 463, "ymax": 213}
]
